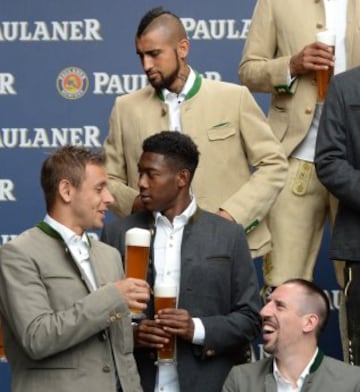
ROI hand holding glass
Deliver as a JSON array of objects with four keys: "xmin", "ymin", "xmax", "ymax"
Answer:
[
  {"xmin": 125, "ymin": 227, "xmax": 151, "ymax": 318},
  {"xmin": 154, "ymin": 283, "xmax": 177, "ymax": 362}
]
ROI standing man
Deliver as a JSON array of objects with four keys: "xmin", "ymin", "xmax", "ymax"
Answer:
[
  {"xmin": 101, "ymin": 131, "xmax": 261, "ymax": 392},
  {"xmin": 223, "ymin": 279, "xmax": 360, "ymax": 392},
  {"xmin": 104, "ymin": 6, "xmax": 288, "ymax": 259},
  {"xmin": 239, "ymin": 0, "xmax": 360, "ymax": 293},
  {"xmin": 0, "ymin": 146, "xmax": 150, "ymax": 392},
  {"xmin": 315, "ymin": 66, "xmax": 360, "ymax": 366}
]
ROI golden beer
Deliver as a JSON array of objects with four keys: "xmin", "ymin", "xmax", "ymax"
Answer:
[
  {"xmin": 316, "ymin": 31, "xmax": 336, "ymax": 102},
  {"xmin": 154, "ymin": 284, "xmax": 177, "ymax": 361},
  {"xmin": 126, "ymin": 245, "xmax": 150, "ymax": 279},
  {"xmin": 316, "ymin": 58, "xmax": 334, "ymax": 102},
  {"xmin": 125, "ymin": 228, "xmax": 151, "ymax": 316}
]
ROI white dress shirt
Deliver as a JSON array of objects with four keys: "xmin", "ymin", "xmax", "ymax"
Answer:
[
  {"xmin": 153, "ymin": 197, "xmax": 204, "ymax": 392},
  {"xmin": 163, "ymin": 67, "xmax": 196, "ymax": 132},
  {"xmin": 44, "ymin": 214, "xmax": 97, "ymax": 290}
]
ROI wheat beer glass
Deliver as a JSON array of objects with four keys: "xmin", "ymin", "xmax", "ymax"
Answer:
[
  {"xmin": 125, "ymin": 227, "xmax": 151, "ymax": 319},
  {"xmin": 316, "ymin": 31, "xmax": 336, "ymax": 102},
  {"xmin": 154, "ymin": 283, "xmax": 177, "ymax": 362}
]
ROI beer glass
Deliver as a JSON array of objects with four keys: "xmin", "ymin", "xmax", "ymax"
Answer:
[
  {"xmin": 0, "ymin": 322, "xmax": 6, "ymax": 362},
  {"xmin": 154, "ymin": 283, "xmax": 177, "ymax": 362},
  {"xmin": 125, "ymin": 227, "xmax": 151, "ymax": 319},
  {"xmin": 316, "ymin": 31, "xmax": 336, "ymax": 102}
]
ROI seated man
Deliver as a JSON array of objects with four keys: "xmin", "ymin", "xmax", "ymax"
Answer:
[
  {"xmin": 223, "ymin": 279, "xmax": 360, "ymax": 392},
  {"xmin": 101, "ymin": 131, "xmax": 261, "ymax": 392}
]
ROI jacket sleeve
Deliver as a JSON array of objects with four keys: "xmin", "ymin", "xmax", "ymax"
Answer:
[
  {"xmin": 104, "ymin": 96, "xmax": 138, "ymax": 216},
  {"xmin": 220, "ymin": 87, "xmax": 288, "ymax": 229},
  {"xmin": 239, "ymin": 0, "xmax": 292, "ymax": 93},
  {"xmin": 315, "ymin": 77, "xmax": 360, "ymax": 212},
  {"xmin": 197, "ymin": 224, "xmax": 261, "ymax": 358}
]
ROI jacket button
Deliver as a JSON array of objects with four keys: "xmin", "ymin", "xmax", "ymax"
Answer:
[{"xmin": 103, "ymin": 365, "xmax": 111, "ymax": 373}]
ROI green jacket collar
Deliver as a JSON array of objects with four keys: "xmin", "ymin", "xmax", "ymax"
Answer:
[
  {"xmin": 36, "ymin": 221, "xmax": 92, "ymax": 247},
  {"xmin": 157, "ymin": 71, "xmax": 202, "ymax": 102}
]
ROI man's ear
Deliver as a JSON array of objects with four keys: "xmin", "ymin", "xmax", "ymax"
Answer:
[
  {"xmin": 303, "ymin": 313, "xmax": 319, "ymax": 333},
  {"xmin": 177, "ymin": 38, "xmax": 190, "ymax": 60},
  {"xmin": 177, "ymin": 168, "xmax": 191, "ymax": 188},
  {"xmin": 58, "ymin": 179, "xmax": 73, "ymax": 203}
]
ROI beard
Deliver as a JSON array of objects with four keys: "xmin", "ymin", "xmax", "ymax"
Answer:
[{"xmin": 148, "ymin": 51, "xmax": 181, "ymax": 91}]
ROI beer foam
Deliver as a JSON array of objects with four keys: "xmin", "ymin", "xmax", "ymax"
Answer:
[
  {"xmin": 154, "ymin": 284, "xmax": 177, "ymax": 298},
  {"xmin": 125, "ymin": 227, "xmax": 151, "ymax": 246},
  {"xmin": 316, "ymin": 30, "xmax": 336, "ymax": 46}
]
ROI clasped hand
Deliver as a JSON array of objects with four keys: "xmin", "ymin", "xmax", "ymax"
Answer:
[{"xmin": 134, "ymin": 308, "xmax": 194, "ymax": 348}]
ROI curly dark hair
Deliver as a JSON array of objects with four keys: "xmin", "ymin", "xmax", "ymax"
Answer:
[{"xmin": 142, "ymin": 131, "xmax": 199, "ymax": 180}]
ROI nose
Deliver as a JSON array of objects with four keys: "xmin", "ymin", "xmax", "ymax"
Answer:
[
  {"xmin": 138, "ymin": 173, "xmax": 148, "ymax": 190},
  {"xmin": 103, "ymin": 187, "xmax": 114, "ymax": 206},
  {"xmin": 260, "ymin": 301, "xmax": 272, "ymax": 319},
  {"xmin": 142, "ymin": 55, "xmax": 153, "ymax": 72}
]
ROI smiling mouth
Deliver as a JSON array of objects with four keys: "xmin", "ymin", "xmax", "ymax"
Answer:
[{"xmin": 263, "ymin": 325, "xmax": 275, "ymax": 335}]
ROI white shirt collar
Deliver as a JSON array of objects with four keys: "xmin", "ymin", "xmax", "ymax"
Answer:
[
  {"xmin": 273, "ymin": 348, "xmax": 319, "ymax": 390},
  {"xmin": 153, "ymin": 195, "xmax": 197, "ymax": 228},
  {"xmin": 44, "ymin": 214, "xmax": 89, "ymax": 248},
  {"xmin": 163, "ymin": 66, "xmax": 196, "ymax": 103}
]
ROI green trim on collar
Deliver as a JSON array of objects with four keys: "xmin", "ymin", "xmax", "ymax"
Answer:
[
  {"xmin": 36, "ymin": 221, "xmax": 92, "ymax": 247},
  {"xmin": 185, "ymin": 72, "xmax": 202, "ymax": 100},
  {"xmin": 157, "ymin": 71, "xmax": 202, "ymax": 102},
  {"xmin": 274, "ymin": 84, "xmax": 294, "ymax": 95},
  {"xmin": 309, "ymin": 350, "xmax": 324, "ymax": 373},
  {"xmin": 268, "ymin": 350, "xmax": 324, "ymax": 375},
  {"xmin": 157, "ymin": 90, "xmax": 164, "ymax": 101},
  {"xmin": 36, "ymin": 221, "xmax": 63, "ymax": 241}
]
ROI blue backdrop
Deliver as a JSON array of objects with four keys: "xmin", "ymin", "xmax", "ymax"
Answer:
[{"xmin": 0, "ymin": 1, "xmax": 341, "ymax": 390}]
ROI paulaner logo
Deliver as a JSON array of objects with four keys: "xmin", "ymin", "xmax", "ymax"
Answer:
[
  {"xmin": 0, "ymin": 73, "xmax": 16, "ymax": 95},
  {"xmin": 180, "ymin": 18, "xmax": 251, "ymax": 40},
  {"xmin": 0, "ymin": 19, "xmax": 102, "ymax": 42},
  {"xmin": 56, "ymin": 67, "xmax": 89, "ymax": 100}
]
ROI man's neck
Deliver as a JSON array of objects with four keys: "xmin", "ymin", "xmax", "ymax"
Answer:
[
  {"xmin": 275, "ymin": 346, "xmax": 317, "ymax": 385},
  {"xmin": 168, "ymin": 64, "xmax": 191, "ymax": 94}
]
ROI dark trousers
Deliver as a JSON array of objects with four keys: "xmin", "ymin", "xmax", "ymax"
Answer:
[{"xmin": 344, "ymin": 262, "xmax": 360, "ymax": 365}]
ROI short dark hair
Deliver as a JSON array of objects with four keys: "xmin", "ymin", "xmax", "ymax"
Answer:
[
  {"xmin": 40, "ymin": 145, "xmax": 106, "ymax": 212},
  {"xmin": 283, "ymin": 278, "xmax": 330, "ymax": 336},
  {"xmin": 142, "ymin": 131, "xmax": 199, "ymax": 180},
  {"xmin": 136, "ymin": 6, "xmax": 181, "ymax": 37}
]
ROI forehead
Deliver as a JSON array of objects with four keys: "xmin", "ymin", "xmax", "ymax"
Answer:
[
  {"xmin": 270, "ymin": 284, "xmax": 303, "ymax": 306},
  {"xmin": 83, "ymin": 163, "xmax": 106, "ymax": 182},
  {"xmin": 138, "ymin": 152, "xmax": 169, "ymax": 168},
  {"xmin": 136, "ymin": 27, "xmax": 173, "ymax": 50}
]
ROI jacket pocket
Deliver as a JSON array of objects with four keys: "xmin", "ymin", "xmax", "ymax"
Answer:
[{"xmin": 207, "ymin": 124, "xmax": 236, "ymax": 141}]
